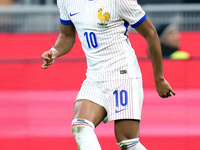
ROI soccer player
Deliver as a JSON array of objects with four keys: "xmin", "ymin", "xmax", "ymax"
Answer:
[{"xmin": 41, "ymin": 0, "xmax": 176, "ymax": 149}]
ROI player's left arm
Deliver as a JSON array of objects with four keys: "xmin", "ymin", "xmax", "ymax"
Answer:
[{"xmin": 135, "ymin": 17, "xmax": 176, "ymax": 98}]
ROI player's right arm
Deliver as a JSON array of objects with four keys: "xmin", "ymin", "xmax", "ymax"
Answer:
[{"xmin": 41, "ymin": 23, "xmax": 76, "ymax": 69}]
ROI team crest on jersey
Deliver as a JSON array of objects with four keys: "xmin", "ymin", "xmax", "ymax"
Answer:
[{"xmin": 97, "ymin": 8, "xmax": 110, "ymax": 27}]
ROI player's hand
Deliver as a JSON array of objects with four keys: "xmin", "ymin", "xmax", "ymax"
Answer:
[
  {"xmin": 155, "ymin": 78, "xmax": 176, "ymax": 98},
  {"xmin": 41, "ymin": 49, "xmax": 58, "ymax": 69}
]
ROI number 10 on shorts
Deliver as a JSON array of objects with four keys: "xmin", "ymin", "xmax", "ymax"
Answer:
[{"xmin": 113, "ymin": 90, "xmax": 128, "ymax": 107}]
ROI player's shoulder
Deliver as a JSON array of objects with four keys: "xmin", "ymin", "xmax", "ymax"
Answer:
[{"xmin": 118, "ymin": 0, "xmax": 139, "ymax": 10}]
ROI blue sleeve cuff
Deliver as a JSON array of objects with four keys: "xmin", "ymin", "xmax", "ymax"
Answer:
[
  {"xmin": 130, "ymin": 14, "xmax": 147, "ymax": 28},
  {"xmin": 60, "ymin": 18, "xmax": 72, "ymax": 25}
]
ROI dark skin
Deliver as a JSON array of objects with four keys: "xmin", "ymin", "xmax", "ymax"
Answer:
[
  {"xmin": 41, "ymin": 17, "xmax": 175, "ymax": 143},
  {"xmin": 41, "ymin": 23, "xmax": 76, "ymax": 69},
  {"xmin": 135, "ymin": 18, "xmax": 175, "ymax": 98}
]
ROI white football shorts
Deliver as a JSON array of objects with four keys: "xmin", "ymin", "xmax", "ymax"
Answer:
[{"xmin": 76, "ymin": 77, "xmax": 144, "ymax": 122}]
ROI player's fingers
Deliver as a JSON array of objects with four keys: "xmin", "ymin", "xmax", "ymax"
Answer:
[
  {"xmin": 41, "ymin": 60, "xmax": 50, "ymax": 69},
  {"xmin": 167, "ymin": 92, "xmax": 172, "ymax": 97},
  {"xmin": 49, "ymin": 49, "xmax": 58, "ymax": 59},
  {"xmin": 41, "ymin": 57, "xmax": 51, "ymax": 66},
  {"xmin": 163, "ymin": 90, "xmax": 175, "ymax": 98},
  {"xmin": 42, "ymin": 58, "xmax": 55, "ymax": 68},
  {"xmin": 160, "ymin": 93, "xmax": 167, "ymax": 98},
  {"xmin": 170, "ymin": 89, "xmax": 176, "ymax": 96},
  {"xmin": 43, "ymin": 52, "xmax": 56, "ymax": 64},
  {"xmin": 165, "ymin": 93, "xmax": 170, "ymax": 98},
  {"xmin": 48, "ymin": 60, "xmax": 55, "ymax": 65},
  {"xmin": 52, "ymin": 51, "xmax": 58, "ymax": 59},
  {"xmin": 41, "ymin": 52, "xmax": 49, "ymax": 59},
  {"xmin": 41, "ymin": 63, "xmax": 49, "ymax": 69},
  {"xmin": 42, "ymin": 56, "xmax": 54, "ymax": 64},
  {"xmin": 41, "ymin": 51, "xmax": 55, "ymax": 61},
  {"xmin": 41, "ymin": 50, "xmax": 57, "ymax": 69},
  {"xmin": 160, "ymin": 91, "xmax": 171, "ymax": 98}
]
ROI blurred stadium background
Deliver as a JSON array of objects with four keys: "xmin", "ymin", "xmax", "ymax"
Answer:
[{"xmin": 0, "ymin": 0, "xmax": 200, "ymax": 150}]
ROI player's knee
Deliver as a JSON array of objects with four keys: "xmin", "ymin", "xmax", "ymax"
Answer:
[
  {"xmin": 71, "ymin": 118, "xmax": 95, "ymax": 135},
  {"xmin": 71, "ymin": 118, "xmax": 102, "ymax": 150},
  {"xmin": 118, "ymin": 138, "xmax": 147, "ymax": 150}
]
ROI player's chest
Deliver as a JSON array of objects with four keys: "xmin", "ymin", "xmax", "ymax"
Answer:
[{"xmin": 66, "ymin": 0, "xmax": 118, "ymax": 29}]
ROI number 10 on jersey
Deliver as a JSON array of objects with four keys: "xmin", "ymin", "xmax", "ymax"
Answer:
[
  {"xmin": 113, "ymin": 90, "xmax": 128, "ymax": 107},
  {"xmin": 84, "ymin": 32, "xmax": 98, "ymax": 48}
]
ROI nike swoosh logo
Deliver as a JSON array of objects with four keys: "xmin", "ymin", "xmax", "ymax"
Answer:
[
  {"xmin": 70, "ymin": 12, "xmax": 79, "ymax": 16},
  {"xmin": 115, "ymin": 108, "xmax": 126, "ymax": 113}
]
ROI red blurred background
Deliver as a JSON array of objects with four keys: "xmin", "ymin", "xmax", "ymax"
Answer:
[{"xmin": 0, "ymin": 32, "xmax": 200, "ymax": 150}]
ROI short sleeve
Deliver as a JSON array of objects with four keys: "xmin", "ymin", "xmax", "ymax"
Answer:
[
  {"xmin": 119, "ymin": 0, "xmax": 147, "ymax": 28},
  {"xmin": 57, "ymin": 0, "xmax": 72, "ymax": 25}
]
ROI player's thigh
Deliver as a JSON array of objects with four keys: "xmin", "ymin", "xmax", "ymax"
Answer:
[
  {"xmin": 73, "ymin": 99, "xmax": 107, "ymax": 127},
  {"xmin": 115, "ymin": 119, "xmax": 140, "ymax": 142}
]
